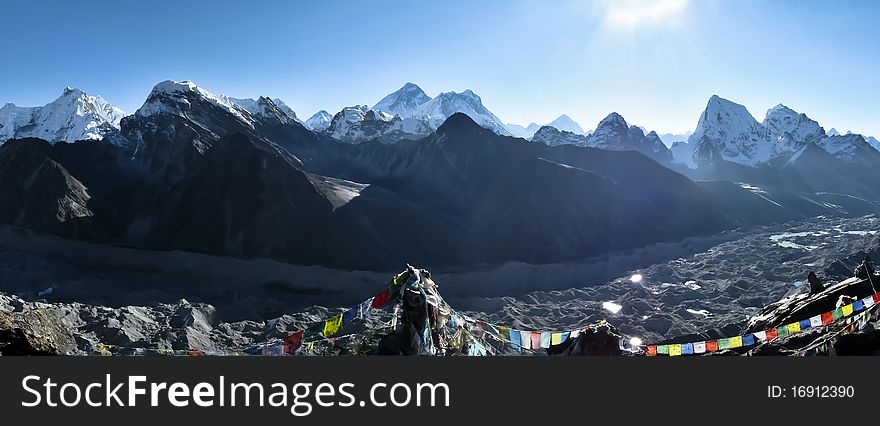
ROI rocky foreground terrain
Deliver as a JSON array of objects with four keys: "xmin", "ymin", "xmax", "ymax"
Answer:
[{"xmin": 1, "ymin": 215, "xmax": 878, "ymax": 355}]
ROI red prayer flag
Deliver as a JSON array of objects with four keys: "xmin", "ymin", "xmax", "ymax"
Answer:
[
  {"xmin": 371, "ymin": 288, "xmax": 391, "ymax": 308},
  {"xmin": 821, "ymin": 311, "xmax": 834, "ymax": 325},
  {"xmin": 647, "ymin": 346, "xmax": 657, "ymax": 356},
  {"xmin": 706, "ymin": 340, "xmax": 718, "ymax": 352},
  {"xmin": 530, "ymin": 332, "xmax": 541, "ymax": 349},
  {"xmin": 765, "ymin": 328, "xmax": 779, "ymax": 341},
  {"xmin": 283, "ymin": 330, "xmax": 304, "ymax": 355},
  {"xmin": 874, "ymin": 292, "xmax": 880, "ymax": 304}
]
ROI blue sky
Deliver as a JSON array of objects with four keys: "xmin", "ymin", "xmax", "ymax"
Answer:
[{"xmin": 2, "ymin": 0, "xmax": 878, "ymax": 135}]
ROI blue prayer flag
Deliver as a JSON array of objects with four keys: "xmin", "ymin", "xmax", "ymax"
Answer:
[
  {"xmin": 681, "ymin": 343, "xmax": 694, "ymax": 355},
  {"xmin": 742, "ymin": 333, "xmax": 756, "ymax": 346},
  {"xmin": 799, "ymin": 319, "xmax": 812, "ymax": 330},
  {"xmin": 341, "ymin": 308, "xmax": 357, "ymax": 325},
  {"xmin": 509, "ymin": 329, "xmax": 520, "ymax": 346},
  {"xmin": 853, "ymin": 300, "xmax": 864, "ymax": 312}
]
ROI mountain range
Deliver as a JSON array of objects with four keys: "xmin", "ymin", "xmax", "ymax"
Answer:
[
  {"xmin": 2, "ymin": 80, "xmax": 880, "ymax": 271},
  {"xmin": 505, "ymin": 114, "xmax": 586, "ymax": 138}
]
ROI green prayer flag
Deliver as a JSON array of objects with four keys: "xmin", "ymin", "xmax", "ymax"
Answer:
[
  {"xmin": 303, "ymin": 322, "xmax": 323, "ymax": 340},
  {"xmin": 776, "ymin": 325, "xmax": 791, "ymax": 338}
]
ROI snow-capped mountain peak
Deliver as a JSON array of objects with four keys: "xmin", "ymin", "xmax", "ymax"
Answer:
[
  {"xmin": 305, "ymin": 110, "xmax": 333, "ymax": 132},
  {"xmin": 323, "ymin": 105, "xmax": 432, "ymax": 144},
  {"xmin": 228, "ymin": 96, "xmax": 296, "ymax": 125},
  {"xmin": 546, "ymin": 114, "xmax": 585, "ymax": 135},
  {"xmin": 271, "ymin": 98, "xmax": 300, "ymax": 122},
  {"xmin": 418, "ymin": 90, "xmax": 510, "ymax": 135},
  {"xmin": 0, "ymin": 87, "xmax": 125, "ymax": 144},
  {"xmin": 136, "ymin": 80, "xmax": 252, "ymax": 126},
  {"xmin": 531, "ymin": 125, "xmax": 587, "ymax": 147},
  {"xmin": 373, "ymin": 82, "xmax": 432, "ymax": 118},
  {"xmin": 530, "ymin": 112, "xmax": 672, "ymax": 162},
  {"xmin": 763, "ymin": 104, "xmax": 824, "ymax": 141},
  {"xmin": 687, "ymin": 95, "xmax": 770, "ymax": 166}
]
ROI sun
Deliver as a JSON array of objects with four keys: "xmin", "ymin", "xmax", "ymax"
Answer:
[{"xmin": 604, "ymin": 0, "xmax": 690, "ymax": 29}]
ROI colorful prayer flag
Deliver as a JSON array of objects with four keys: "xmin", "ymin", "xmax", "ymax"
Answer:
[
  {"xmin": 799, "ymin": 319, "xmax": 811, "ymax": 330},
  {"xmin": 706, "ymin": 340, "xmax": 719, "ymax": 352},
  {"xmin": 323, "ymin": 313, "xmax": 343, "ymax": 337},
  {"xmin": 777, "ymin": 325, "xmax": 791, "ymax": 338},
  {"xmin": 833, "ymin": 308, "xmax": 844, "ymax": 320},
  {"xmin": 693, "ymin": 341, "xmax": 707, "ymax": 354},
  {"xmin": 787, "ymin": 322, "xmax": 801, "ymax": 334},
  {"xmin": 283, "ymin": 331, "xmax": 304, "ymax": 355},
  {"xmin": 863, "ymin": 296, "xmax": 875, "ymax": 309},
  {"xmin": 809, "ymin": 315, "xmax": 823, "ymax": 328},
  {"xmin": 341, "ymin": 308, "xmax": 357, "ymax": 325},
  {"xmin": 509, "ymin": 328, "xmax": 520, "ymax": 346},
  {"xmin": 730, "ymin": 336, "xmax": 743, "ymax": 348},
  {"xmin": 853, "ymin": 300, "xmax": 864, "ymax": 312},
  {"xmin": 657, "ymin": 345, "xmax": 669, "ymax": 355},
  {"xmin": 874, "ymin": 292, "xmax": 880, "ymax": 304},
  {"xmin": 718, "ymin": 338, "xmax": 731, "ymax": 350},
  {"xmin": 822, "ymin": 312, "xmax": 834, "ymax": 325},
  {"xmin": 539, "ymin": 332, "xmax": 552, "ymax": 349},
  {"xmin": 304, "ymin": 322, "xmax": 323, "ymax": 339},
  {"xmin": 753, "ymin": 331, "xmax": 767, "ymax": 342},
  {"xmin": 669, "ymin": 344, "xmax": 682, "ymax": 356},
  {"xmin": 560, "ymin": 332, "xmax": 570, "ymax": 343},
  {"xmin": 499, "ymin": 326, "xmax": 510, "ymax": 341},
  {"xmin": 681, "ymin": 343, "xmax": 694, "ymax": 355},
  {"xmin": 842, "ymin": 304, "xmax": 854, "ymax": 317},
  {"xmin": 551, "ymin": 332, "xmax": 564, "ymax": 346},
  {"xmin": 765, "ymin": 328, "xmax": 779, "ymax": 341},
  {"xmin": 371, "ymin": 288, "xmax": 392, "ymax": 308},
  {"xmin": 742, "ymin": 334, "xmax": 755, "ymax": 346},
  {"xmin": 647, "ymin": 346, "xmax": 657, "ymax": 356},
  {"xmin": 519, "ymin": 330, "xmax": 531, "ymax": 349},
  {"xmin": 530, "ymin": 332, "xmax": 541, "ymax": 349},
  {"xmin": 358, "ymin": 298, "xmax": 374, "ymax": 319},
  {"xmin": 570, "ymin": 330, "xmax": 581, "ymax": 339}
]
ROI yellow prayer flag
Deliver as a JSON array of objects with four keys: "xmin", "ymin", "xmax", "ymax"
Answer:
[
  {"xmin": 669, "ymin": 344, "xmax": 682, "ymax": 356},
  {"xmin": 323, "ymin": 313, "xmax": 343, "ymax": 337},
  {"xmin": 842, "ymin": 304, "xmax": 854, "ymax": 316},
  {"xmin": 551, "ymin": 332, "xmax": 563, "ymax": 345},
  {"xmin": 730, "ymin": 335, "xmax": 743, "ymax": 348},
  {"xmin": 787, "ymin": 322, "xmax": 800, "ymax": 334}
]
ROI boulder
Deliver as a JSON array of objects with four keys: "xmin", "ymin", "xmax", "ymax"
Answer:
[{"xmin": 0, "ymin": 308, "xmax": 77, "ymax": 355}]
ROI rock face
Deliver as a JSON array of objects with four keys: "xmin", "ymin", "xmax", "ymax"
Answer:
[
  {"xmin": 0, "ymin": 138, "xmax": 95, "ymax": 239},
  {"xmin": 531, "ymin": 125, "xmax": 587, "ymax": 147},
  {"xmin": 0, "ymin": 307, "xmax": 77, "ymax": 355}
]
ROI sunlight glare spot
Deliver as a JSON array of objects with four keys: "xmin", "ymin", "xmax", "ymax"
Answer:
[{"xmin": 605, "ymin": 0, "xmax": 689, "ymax": 28}]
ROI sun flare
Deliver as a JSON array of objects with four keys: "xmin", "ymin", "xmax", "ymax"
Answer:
[{"xmin": 604, "ymin": 0, "xmax": 689, "ymax": 28}]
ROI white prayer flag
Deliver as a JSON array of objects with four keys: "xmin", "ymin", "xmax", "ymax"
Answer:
[
  {"xmin": 753, "ymin": 331, "xmax": 767, "ymax": 341},
  {"xmin": 692, "ymin": 341, "xmax": 706, "ymax": 354},
  {"xmin": 863, "ymin": 296, "xmax": 875, "ymax": 309},
  {"xmin": 520, "ymin": 330, "xmax": 532, "ymax": 349},
  {"xmin": 809, "ymin": 315, "xmax": 823, "ymax": 328},
  {"xmin": 570, "ymin": 330, "xmax": 581, "ymax": 339}
]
